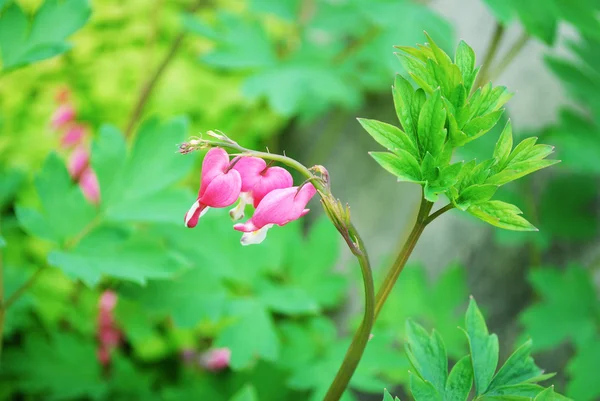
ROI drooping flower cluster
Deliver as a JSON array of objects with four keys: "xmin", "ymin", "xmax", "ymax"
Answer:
[
  {"xmin": 97, "ymin": 290, "xmax": 121, "ymax": 366},
  {"xmin": 184, "ymin": 147, "xmax": 316, "ymax": 245},
  {"xmin": 50, "ymin": 88, "xmax": 100, "ymax": 204},
  {"xmin": 181, "ymin": 347, "xmax": 231, "ymax": 372}
]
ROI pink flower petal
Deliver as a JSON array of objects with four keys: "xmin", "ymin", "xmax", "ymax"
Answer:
[
  {"xmin": 184, "ymin": 200, "xmax": 209, "ymax": 228},
  {"xmin": 51, "ymin": 104, "xmax": 76, "ymax": 129},
  {"xmin": 233, "ymin": 157, "xmax": 266, "ymax": 192},
  {"xmin": 251, "ymin": 166, "xmax": 293, "ymax": 207},
  {"xmin": 199, "ymin": 148, "xmax": 231, "ymax": 198},
  {"xmin": 199, "ymin": 348, "xmax": 231, "ymax": 371},
  {"xmin": 68, "ymin": 145, "xmax": 90, "ymax": 179},
  {"xmin": 61, "ymin": 124, "xmax": 86, "ymax": 148},
  {"xmin": 233, "ymin": 183, "xmax": 316, "ymax": 232},
  {"xmin": 79, "ymin": 168, "xmax": 100, "ymax": 204},
  {"xmin": 199, "ymin": 169, "xmax": 242, "ymax": 208},
  {"xmin": 99, "ymin": 290, "xmax": 118, "ymax": 311}
]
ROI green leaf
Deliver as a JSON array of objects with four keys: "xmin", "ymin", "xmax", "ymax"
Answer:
[
  {"xmin": 463, "ymin": 297, "xmax": 499, "ymax": 395},
  {"xmin": 369, "ymin": 151, "xmax": 422, "ymax": 183},
  {"xmin": 445, "ymin": 355, "xmax": 474, "ymax": 401},
  {"xmin": 3, "ymin": 332, "xmax": 107, "ymax": 399},
  {"xmin": 405, "ymin": 320, "xmax": 448, "ymax": 394},
  {"xmin": 566, "ymin": 339, "xmax": 600, "ymax": 401},
  {"xmin": 199, "ymin": 13, "xmax": 276, "ymax": 69},
  {"xmin": 18, "ymin": 153, "xmax": 96, "ymax": 244},
  {"xmin": 383, "ymin": 389, "xmax": 400, "ymax": 401},
  {"xmin": 393, "ymin": 74, "xmax": 418, "ymax": 145},
  {"xmin": 488, "ymin": 340, "xmax": 543, "ymax": 390},
  {"xmin": 462, "ymin": 110, "xmax": 503, "ymax": 142},
  {"xmin": 417, "ymin": 89, "xmax": 447, "ymax": 157},
  {"xmin": 534, "ymin": 387, "xmax": 555, "ymax": 401},
  {"xmin": 0, "ymin": 235, "xmax": 4, "ymax": 248},
  {"xmin": 47, "ymin": 227, "xmax": 187, "ymax": 286},
  {"xmin": 486, "ymin": 159, "xmax": 559, "ymax": 186},
  {"xmin": 359, "ymin": 118, "xmax": 418, "ymax": 158},
  {"xmin": 454, "ymin": 40, "xmax": 477, "ymax": 92},
  {"xmin": 0, "ymin": 0, "xmax": 91, "ymax": 71},
  {"xmin": 520, "ymin": 266, "xmax": 598, "ymax": 352},
  {"xmin": 539, "ymin": 175, "xmax": 598, "ymax": 240},
  {"xmin": 96, "ymin": 117, "xmax": 195, "ymax": 225},
  {"xmin": 493, "ymin": 120, "xmax": 513, "ymax": 168},
  {"xmin": 456, "ymin": 184, "xmax": 498, "ymax": 210},
  {"xmin": 410, "ymin": 373, "xmax": 442, "ymax": 401},
  {"xmin": 512, "ymin": 0, "xmax": 557, "ymax": 45},
  {"xmin": 482, "ymin": 0, "xmax": 515, "ymax": 24},
  {"xmin": 216, "ymin": 299, "xmax": 280, "ymax": 369},
  {"xmin": 258, "ymin": 283, "xmax": 320, "ymax": 315},
  {"xmin": 119, "ymin": 266, "xmax": 227, "ymax": 327},
  {"xmin": 229, "ymin": 385, "xmax": 259, "ymax": 401},
  {"xmin": 467, "ymin": 200, "xmax": 537, "ymax": 231}
]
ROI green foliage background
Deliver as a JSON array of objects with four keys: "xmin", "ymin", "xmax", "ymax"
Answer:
[{"xmin": 0, "ymin": 1, "xmax": 598, "ymax": 401}]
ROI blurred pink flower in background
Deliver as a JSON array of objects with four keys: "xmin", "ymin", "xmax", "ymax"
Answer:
[
  {"xmin": 198, "ymin": 347, "xmax": 231, "ymax": 371},
  {"xmin": 61, "ymin": 124, "xmax": 86, "ymax": 148},
  {"xmin": 97, "ymin": 290, "xmax": 121, "ymax": 366},
  {"xmin": 50, "ymin": 104, "xmax": 76, "ymax": 129},
  {"xmin": 68, "ymin": 145, "xmax": 89, "ymax": 179},
  {"xmin": 50, "ymin": 87, "xmax": 101, "ymax": 206},
  {"xmin": 79, "ymin": 168, "xmax": 100, "ymax": 204}
]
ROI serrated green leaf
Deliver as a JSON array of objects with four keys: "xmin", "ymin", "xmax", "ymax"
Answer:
[
  {"xmin": 0, "ymin": 0, "xmax": 91, "ymax": 71},
  {"xmin": 229, "ymin": 384, "xmax": 259, "ymax": 401},
  {"xmin": 464, "ymin": 298, "xmax": 499, "ymax": 395},
  {"xmin": 359, "ymin": 118, "xmax": 418, "ymax": 157},
  {"xmin": 445, "ymin": 355, "xmax": 473, "ymax": 401},
  {"xmin": 418, "ymin": 90, "xmax": 447, "ymax": 157},
  {"xmin": 397, "ymin": 54, "xmax": 436, "ymax": 94},
  {"xmin": 482, "ymin": 0, "xmax": 515, "ymax": 23},
  {"xmin": 467, "ymin": 200, "xmax": 537, "ymax": 231},
  {"xmin": 99, "ymin": 117, "xmax": 194, "ymax": 225},
  {"xmin": 119, "ymin": 266, "xmax": 227, "ymax": 327},
  {"xmin": 486, "ymin": 159, "xmax": 559, "ymax": 186},
  {"xmin": 393, "ymin": 74, "xmax": 418, "ymax": 145},
  {"xmin": 383, "ymin": 389, "xmax": 401, "ymax": 401},
  {"xmin": 23, "ymin": 153, "xmax": 96, "ymax": 244},
  {"xmin": 488, "ymin": 340, "xmax": 543, "ymax": 390},
  {"xmin": 370, "ymin": 151, "xmax": 422, "ymax": 183},
  {"xmin": 47, "ymin": 227, "xmax": 187, "ymax": 286},
  {"xmin": 566, "ymin": 338, "xmax": 600, "ymax": 401},
  {"xmin": 405, "ymin": 320, "xmax": 448, "ymax": 394},
  {"xmin": 520, "ymin": 266, "xmax": 598, "ymax": 352},
  {"xmin": 258, "ymin": 283, "xmax": 320, "ymax": 315},
  {"xmin": 493, "ymin": 120, "xmax": 513, "ymax": 168},
  {"xmin": 3, "ymin": 332, "xmax": 107, "ymax": 399},
  {"xmin": 454, "ymin": 41, "xmax": 476, "ymax": 91},
  {"xmin": 484, "ymin": 383, "xmax": 560, "ymax": 399},
  {"xmin": 456, "ymin": 184, "xmax": 498, "ymax": 210},
  {"xmin": 534, "ymin": 386, "xmax": 555, "ymax": 401},
  {"xmin": 512, "ymin": 0, "xmax": 557, "ymax": 45},
  {"xmin": 410, "ymin": 373, "xmax": 442, "ymax": 401},
  {"xmin": 216, "ymin": 299, "xmax": 280, "ymax": 369},
  {"xmin": 421, "ymin": 152, "xmax": 439, "ymax": 182},
  {"xmin": 462, "ymin": 110, "xmax": 503, "ymax": 142}
]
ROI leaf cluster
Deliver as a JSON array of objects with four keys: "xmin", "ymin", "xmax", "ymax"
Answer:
[
  {"xmin": 362, "ymin": 34, "xmax": 558, "ymax": 231},
  {"xmin": 384, "ymin": 298, "xmax": 568, "ymax": 401}
]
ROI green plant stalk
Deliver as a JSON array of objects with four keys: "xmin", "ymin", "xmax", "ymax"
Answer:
[
  {"xmin": 322, "ymin": 224, "xmax": 374, "ymax": 401},
  {"xmin": 374, "ymin": 196, "xmax": 454, "ymax": 320},
  {"xmin": 473, "ymin": 23, "xmax": 505, "ymax": 91}
]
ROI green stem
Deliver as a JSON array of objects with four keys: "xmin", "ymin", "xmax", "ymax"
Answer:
[
  {"xmin": 322, "ymin": 224, "xmax": 374, "ymax": 401},
  {"xmin": 488, "ymin": 31, "xmax": 530, "ymax": 82},
  {"xmin": 473, "ymin": 23, "xmax": 505, "ymax": 91},
  {"xmin": 374, "ymin": 193, "xmax": 433, "ymax": 319},
  {"xmin": 0, "ymin": 222, "xmax": 4, "ymax": 360}
]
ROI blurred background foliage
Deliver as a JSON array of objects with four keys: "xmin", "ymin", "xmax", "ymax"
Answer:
[{"xmin": 0, "ymin": 0, "xmax": 598, "ymax": 401}]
